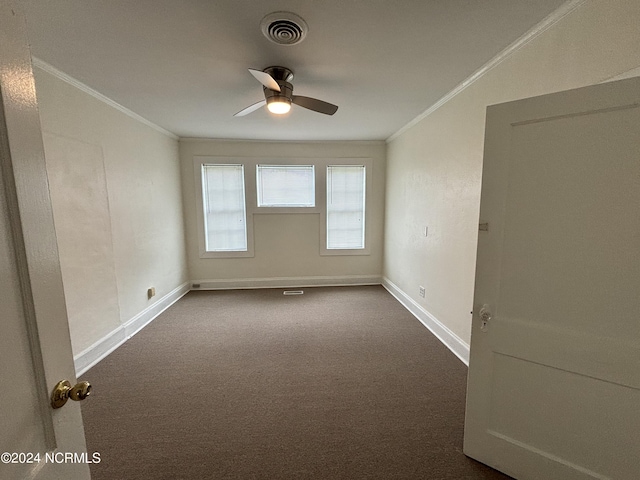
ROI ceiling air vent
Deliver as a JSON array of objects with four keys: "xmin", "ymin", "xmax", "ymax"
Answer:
[{"xmin": 260, "ymin": 11, "xmax": 308, "ymax": 46}]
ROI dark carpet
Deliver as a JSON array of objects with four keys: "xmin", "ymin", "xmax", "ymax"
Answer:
[{"xmin": 80, "ymin": 286, "xmax": 511, "ymax": 479}]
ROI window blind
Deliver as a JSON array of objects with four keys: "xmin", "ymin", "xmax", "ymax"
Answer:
[
  {"xmin": 256, "ymin": 165, "xmax": 315, "ymax": 207},
  {"xmin": 326, "ymin": 165, "xmax": 365, "ymax": 249},
  {"xmin": 202, "ymin": 164, "xmax": 247, "ymax": 251}
]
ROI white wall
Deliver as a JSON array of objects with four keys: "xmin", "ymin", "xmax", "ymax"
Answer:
[
  {"xmin": 384, "ymin": 0, "xmax": 640, "ymax": 349},
  {"xmin": 34, "ymin": 66, "xmax": 189, "ymax": 364},
  {"xmin": 180, "ymin": 139, "xmax": 385, "ymax": 287}
]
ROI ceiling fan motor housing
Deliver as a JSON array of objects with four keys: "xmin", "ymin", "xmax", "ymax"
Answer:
[
  {"xmin": 262, "ymin": 67, "xmax": 294, "ymax": 107},
  {"xmin": 264, "ymin": 66, "xmax": 294, "ymax": 82},
  {"xmin": 264, "ymin": 81, "xmax": 293, "ymax": 107}
]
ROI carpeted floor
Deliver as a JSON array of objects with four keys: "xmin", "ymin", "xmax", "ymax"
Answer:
[{"xmin": 80, "ymin": 286, "xmax": 511, "ymax": 479}]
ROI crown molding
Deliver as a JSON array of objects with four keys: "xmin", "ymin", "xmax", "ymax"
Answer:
[
  {"xmin": 32, "ymin": 57, "xmax": 178, "ymax": 140},
  {"xmin": 179, "ymin": 137, "xmax": 385, "ymax": 146},
  {"xmin": 386, "ymin": 0, "xmax": 588, "ymax": 143}
]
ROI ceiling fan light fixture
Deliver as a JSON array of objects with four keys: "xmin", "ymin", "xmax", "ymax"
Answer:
[
  {"xmin": 266, "ymin": 97, "xmax": 291, "ymax": 114},
  {"xmin": 236, "ymin": 66, "xmax": 338, "ymax": 117}
]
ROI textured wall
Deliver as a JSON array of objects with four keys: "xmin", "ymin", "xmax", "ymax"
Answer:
[
  {"xmin": 35, "ymin": 68, "xmax": 188, "ymax": 355},
  {"xmin": 384, "ymin": 0, "xmax": 640, "ymax": 345}
]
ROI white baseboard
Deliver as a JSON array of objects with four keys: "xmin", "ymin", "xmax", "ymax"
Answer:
[
  {"xmin": 74, "ymin": 281, "xmax": 191, "ymax": 376},
  {"xmin": 74, "ymin": 277, "xmax": 468, "ymax": 376},
  {"xmin": 122, "ymin": 282, "xmax": 191, "ymax": 339},
  {"xmin": 191, "ymin": 275, "xmax": 382, "ymax": 290},
  {"xmin": 382, "ymin": 277, "xmax": 469, "ymax": 365},
  {"xmin": 73, "ymin": 327, "xmax": 127, "ymax": 378}
]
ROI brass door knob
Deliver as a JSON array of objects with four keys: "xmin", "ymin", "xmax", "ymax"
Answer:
[{"xmin": 51, "ymin": 380, "xmax": 92, "ymax": 409}]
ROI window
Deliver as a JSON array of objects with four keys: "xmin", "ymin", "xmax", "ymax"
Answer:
[
  {"xmin": 256, "ymin": 165, "xmax": 315, "ymax": 207},
  {"xmin": 201, "ymin": 164, "xmax": 247, "ymax": 252},
  {"xmin": 326, "ymin": 165, "xmax": 366, "ymax": 249},
  {"xmin": 195, "ymin": 156, "xmax": 371, "ymax": 259}
]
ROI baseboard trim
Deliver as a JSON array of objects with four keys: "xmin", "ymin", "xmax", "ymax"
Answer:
[
  {"xmin": 74, "ymin": 277, "xmax": 467, "ymax": 375},
  {"xmin": 74, "ymin": 281, "xmax": 191, "ymax": 376},
  {"xmin": 73, "ymin": 327, "xmax": 127, "ymax": 378},
  {"xmin": 123, "ymin": 282, "xmax": 191, "ymax": 339},
  {"xmin": 382, "ymin": 277, "xmax": 469, "ymax": 365},
  {"xmin": 191, "ymin": 275, "xmax": 382, "ymax": 290}
]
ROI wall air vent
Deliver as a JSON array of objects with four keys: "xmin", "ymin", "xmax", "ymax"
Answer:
[{"xmin": 261, "ymin": 12, "xmax": 308, "ymax": 46}]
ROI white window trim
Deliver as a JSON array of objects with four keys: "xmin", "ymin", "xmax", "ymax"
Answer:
[{"xmin": 194, "ymin": 156, "xmax": 372, "ymax": 258}]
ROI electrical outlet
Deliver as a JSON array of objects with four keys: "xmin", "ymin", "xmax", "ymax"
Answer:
[
  {"xmin": 419, "ymin": 286, "xmax": 425, "ymax": 298},
  {"xmin": 423, "ymin": 226, "xmax": 428, "ymax": 237}
]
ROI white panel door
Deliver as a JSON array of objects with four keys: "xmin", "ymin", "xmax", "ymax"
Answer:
[
  {"xmin": 464, "ymin": 77, "xmax": 640, "ymax": 480},
  {"xmin": 0, "ymin": 3, "xmax": 91, "ymax": 479}
]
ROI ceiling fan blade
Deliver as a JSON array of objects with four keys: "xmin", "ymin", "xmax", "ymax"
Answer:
[
  {"xmin": 234, "ymin": 99, "xmax": 266, "ymax": 117},
  {"xmin": 248, "ymin": 68, "xmax": 281, "ymax": 92},
  {"xmin": 291, "ymin": 96, "xmax": 338, "ymax": 115}
]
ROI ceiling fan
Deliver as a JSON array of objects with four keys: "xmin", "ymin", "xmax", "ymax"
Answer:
[{"xmin": 234, "ymin": 66, "xmax": 338, "ymax": 117}]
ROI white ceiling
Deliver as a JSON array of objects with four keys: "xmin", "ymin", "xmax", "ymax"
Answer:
[{"xmin": 23, "ymin": 0, "xmax": 567, "ymax": 141}]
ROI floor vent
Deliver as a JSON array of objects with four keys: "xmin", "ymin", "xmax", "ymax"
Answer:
[
  {"xmin": 283, "ymin": 290, "xmax": 304, "ymax": 295},
  {"xmin": 192, "ymin": 283, "xmax": 201, "ymax": 289}
]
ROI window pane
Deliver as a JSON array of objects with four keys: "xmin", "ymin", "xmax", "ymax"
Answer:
[
  {"xmin": 327, "ymin": 165, "xmax": 365, "ymax": 249},
  {"xmin": 257, "ymin": 165, "xmax": 315, "ymax": 207},
  {"xmin": 202, "ymin": 165, "xmax": 247, "ymax": 251}
]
